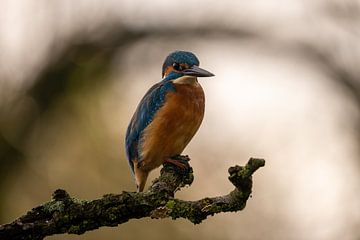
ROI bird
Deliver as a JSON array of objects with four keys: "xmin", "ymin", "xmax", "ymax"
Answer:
[{"xmin": 125, "ymin": 50, "xmax": 214, "ymax": 192}]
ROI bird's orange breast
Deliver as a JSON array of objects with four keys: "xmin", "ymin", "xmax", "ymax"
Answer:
[{"xmin": 139, "ymin": 81, "xmax": 205, "ymax": 171}]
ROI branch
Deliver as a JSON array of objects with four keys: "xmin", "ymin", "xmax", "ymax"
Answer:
[{"xmin": 0, "ymin": 157, "xmax": 265, "ymax": 240}]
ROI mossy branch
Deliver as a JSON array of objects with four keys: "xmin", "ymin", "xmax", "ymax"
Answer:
[{"xmin": 0, "ymin": 157, "xmax": 265, "ymax": 240}]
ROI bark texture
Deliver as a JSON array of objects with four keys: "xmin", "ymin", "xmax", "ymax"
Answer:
[{"xmin": 0, "ymin": 157, "xmax": 265, "ymax": 240}]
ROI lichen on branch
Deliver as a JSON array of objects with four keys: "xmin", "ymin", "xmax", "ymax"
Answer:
[{"xmin": 0, "ymin": 157, "xmax": 265, "ymax": 240}]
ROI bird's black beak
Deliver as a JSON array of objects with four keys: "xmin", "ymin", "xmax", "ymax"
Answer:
[{"xmin": 182, "ymin": 65, "xmax": 215, "ymax": 77}]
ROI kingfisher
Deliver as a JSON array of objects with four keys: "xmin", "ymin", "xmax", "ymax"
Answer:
[{"xmin": 125, "ymin": 50, "xmax": 214, "ymax": 192}]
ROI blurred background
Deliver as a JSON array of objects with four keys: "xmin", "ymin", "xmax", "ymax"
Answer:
[{"xmin": 1, "ymin": 0, "xmax": 360, "ymax": 239}]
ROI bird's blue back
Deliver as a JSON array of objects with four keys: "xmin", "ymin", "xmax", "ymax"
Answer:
[{"xmin": 125, "ymin": 74, "xmax": 181, "ymax": 173}]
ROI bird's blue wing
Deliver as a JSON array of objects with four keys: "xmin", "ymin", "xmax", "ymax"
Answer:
[{"xmin": 125, "ymin": 81, "xmax": 175, "ymax": 174}]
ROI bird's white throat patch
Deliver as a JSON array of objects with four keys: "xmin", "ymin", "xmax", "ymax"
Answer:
[{"xmin": 172, "ymin": 76, "xmax": 197, "ymax": 85}]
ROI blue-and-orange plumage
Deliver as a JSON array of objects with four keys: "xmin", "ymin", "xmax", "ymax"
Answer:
[{"xmin": 125, "ymin": 51, "xmax": 214, "ymax": 192}]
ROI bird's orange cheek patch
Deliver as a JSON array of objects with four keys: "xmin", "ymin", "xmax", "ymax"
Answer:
[{"xmin": 164, "ymin": 66, "xmax": 174, "ymax": 77}]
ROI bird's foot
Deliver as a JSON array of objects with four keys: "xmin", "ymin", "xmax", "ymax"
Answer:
[
  {"xmin": 164, "ymin": 158, "xmax": 187, "ymax": 169},
  {"xmin": 163, "ymin": 155, "xmax": 191, "ymax": 174}
]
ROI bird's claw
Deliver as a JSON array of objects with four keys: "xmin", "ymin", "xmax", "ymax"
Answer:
[{"xmin": 163, "ymin": 155, "xmax": 191, "ymax": 175}]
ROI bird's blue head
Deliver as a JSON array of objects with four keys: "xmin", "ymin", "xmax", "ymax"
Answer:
[{"xmin": 162, "ymin": 51, "xmax": 214, "ymax": 80}]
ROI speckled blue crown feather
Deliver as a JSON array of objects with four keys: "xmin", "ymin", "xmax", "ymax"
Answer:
[{"xmin": 162, "ymin": 51, "xmax": 200, "ymax": 77}]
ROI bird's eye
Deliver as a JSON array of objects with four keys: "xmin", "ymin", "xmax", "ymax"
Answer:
[{"xmin": 172, "ymin": 62, "xmax": 182, "ymax": 71}]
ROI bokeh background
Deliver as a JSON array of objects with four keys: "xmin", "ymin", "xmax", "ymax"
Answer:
[{"xmin": 1, "ymin": 0, "xmax": 360, "ymax": 239}]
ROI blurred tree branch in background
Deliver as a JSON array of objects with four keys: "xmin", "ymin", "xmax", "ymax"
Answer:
[
  {"xmin": 0, "ymin": 158, "xmax": 265, "ymax": 240},
  {"xmin": 1, "ymin": 0, "xmax": 360, "ymax": 223}
]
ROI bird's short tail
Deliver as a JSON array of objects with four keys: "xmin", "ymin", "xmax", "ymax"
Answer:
[{"xmin": 134, "ymin": 163, "xmax": 149, "ymax": 192}]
